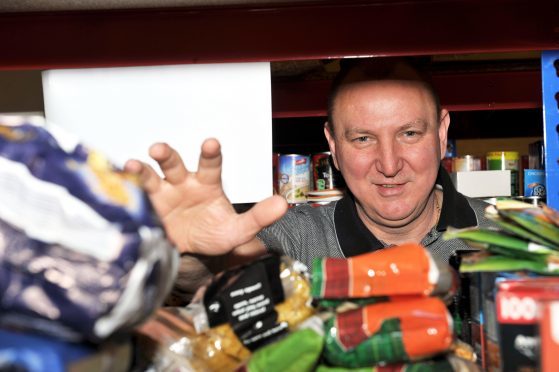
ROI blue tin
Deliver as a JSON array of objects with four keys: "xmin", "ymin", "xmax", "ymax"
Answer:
[{"xmin": 524, "ymin": 169, "xmax": 546, "ymax": 197}]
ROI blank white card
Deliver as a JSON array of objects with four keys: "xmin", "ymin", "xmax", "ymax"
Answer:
[{"xmin": 42, "ymin": 62, "xmax": 273, "ymax": 203}]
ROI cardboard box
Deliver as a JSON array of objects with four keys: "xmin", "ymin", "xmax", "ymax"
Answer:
[{"xmin": 450, "ymin": 170, "xmax": 511, "ymax": 198}]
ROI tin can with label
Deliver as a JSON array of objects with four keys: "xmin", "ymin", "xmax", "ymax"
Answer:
[
  {"xmin": 524, "ymin": 169, "xmax": 546, "ymax": 198},
  {"xmin": 278, "ymin": 154, "xmax": 310, "ymax": 203},
  {"xmin": 272, "ymin": 152, "xmax": 280, "ymax": 195},
  {"xmin": 441, "ymin": 158, "xmax": 453, "ymax": 173},
  {"xmin": 312, "ymin": 152, "xmax": 336, "ymax": 191},
  {"xmin": 487, "ymin": 151, "xmax": 520, "ymax": 196},
  {"xmin": 452, "ymin": 155, "xmax": 481, "ymax": 172}
]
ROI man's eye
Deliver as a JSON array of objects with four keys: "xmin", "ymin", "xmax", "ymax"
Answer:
[
  {"xmin": 353, "ymin": 136, "xmax": 370, "ymax": 143},
  {"xmin": 403, "ymin": 130, "xmax": 418, "ymax": 137}
]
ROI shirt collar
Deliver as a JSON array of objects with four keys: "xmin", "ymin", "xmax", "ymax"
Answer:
[{"xmin": 334, "ymin": 164, "xmax": 478, "ymax": 257}]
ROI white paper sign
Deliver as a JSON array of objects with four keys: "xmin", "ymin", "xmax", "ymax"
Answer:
[{"xmin": 42, "ymin": 62, "xmax": 273, "ymax": 203}]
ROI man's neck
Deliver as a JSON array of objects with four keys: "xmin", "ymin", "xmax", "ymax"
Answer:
[{"xmin": 358, "ymin": 190, "xmax": 442, "ymax": 246}]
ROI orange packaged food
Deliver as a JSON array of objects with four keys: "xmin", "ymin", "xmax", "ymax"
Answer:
[
  {"xmin": 323, "ymin": 297, "xmax": 454, "ymax": 367},
  {"xmin": 312, "ymin": 243, "xmax": 455, "ymax": 300}
]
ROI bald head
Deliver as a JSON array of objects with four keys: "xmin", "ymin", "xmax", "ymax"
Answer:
[{"xmin": 327, "ymin": 57, "xmax": 441, "ymax": 136}]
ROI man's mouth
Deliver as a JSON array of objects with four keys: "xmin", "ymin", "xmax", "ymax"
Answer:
[{"xmin": 379, "ymin": 183, "xmax": 403, "ymax": 188}]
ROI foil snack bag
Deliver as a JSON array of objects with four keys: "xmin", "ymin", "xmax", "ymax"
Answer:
[{"xmin": 0, "ymin": 123, "xmax": 178, "ymax": 342}]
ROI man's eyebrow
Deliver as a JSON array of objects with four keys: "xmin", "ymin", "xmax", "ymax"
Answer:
[
  {"xmin": 400, "ymin": 119, "xmax": 428, "ymax": 130},
  {"xmin": 343, "ymin": 127, "xmax": 371, "ymax": 137}
]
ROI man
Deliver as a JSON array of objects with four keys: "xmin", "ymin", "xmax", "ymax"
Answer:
[{"xmin": 125, "ymin": 58, "xmax": 493, "ymax": 292}]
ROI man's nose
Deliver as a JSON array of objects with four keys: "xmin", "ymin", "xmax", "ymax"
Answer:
[{"xmin": 375, "ymin": 140, "xmax": 403, "ymax": 177}]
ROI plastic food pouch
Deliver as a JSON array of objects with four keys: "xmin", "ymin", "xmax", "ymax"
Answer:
[
  {"xmin": 315, "ymin": 354, "xmax": 480, "ymax": 372},
  {"xmin": 458, "ymin": 251, "xmax": 559, "ymax": 274},
  {"xmin": 443, "ymin": 228, "xmax": 559, "ymax": 272},
  {"xmin": 185, "ymin": 254, "xmax": 314, "ymax": 371},
  {"xmin": 0, "ymin": 123, "xmax": 178, "ymax": 342},
  {"xmin": 137, "ymin": 308, "xmax": 251, "ymax": 372},
  {"xmin": 322, "ymin": 297, "xmax": 453, "ymax": 368},
  {"xmin": 485, "ymin": 205, "xmax": 559, "ymax": 249},
  {"xmin": 238, "ymin": 328, "xmax": 324, "ymax": 372},
  {"xmin": 312, "ymin": 243, "xmax": 455, "ymax": 300},
  {"xmin": 494, "ymin": 200, "xmax": 559, "ymax": 246},
  {"xmin": 134, "ymin": 307, "xmax": 199, "ymax": 371}
]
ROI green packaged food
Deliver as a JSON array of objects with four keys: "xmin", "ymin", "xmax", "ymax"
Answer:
[
  {"xmin": 485, "ymin": 205, "xmax": 559, "ymax": 248},
  {"xmin": 316, "ymin": 354, "xmax": 479, "ymax": 371},
  {"xmin": 243, "ymin": 328, "xmax": 324, "ymax": 372},
  {"xmin": 494, "ymin": 200, "xmax": 559, "ymax": 246},
  {"xmin": 443, "ymin": 227, "xmax": 559, "ymax": 263},
  {"xmin": 322, "ymin": 298, "xmax": 453, "ymax": 368},
  {"xmin": 459, "ymin": 252, "xmax": 559, "ymax": 275}
]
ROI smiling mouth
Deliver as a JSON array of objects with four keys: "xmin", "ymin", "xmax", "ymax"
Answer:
[{"xmin": 379, "ymin": 184, "xmax": 403, "ymax": 188}]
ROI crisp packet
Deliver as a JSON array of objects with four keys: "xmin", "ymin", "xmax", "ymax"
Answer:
[
  {"xmin": 238, "ymin": 328, "xmax": 324, "ymax": 372},
  {"xmin": 0, "ymin": 123, "xmax": 177, "ymax": 342},
  {"xmin": 183, "ymin": 254, "xmax": 315, "ymax": 371}
]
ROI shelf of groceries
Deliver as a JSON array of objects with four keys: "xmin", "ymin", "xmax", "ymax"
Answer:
[
  {"xmin": 0, "ymin": 116, "xmax": 557, "ymax": 372},
  {"xmin": 275, "ymin": 138, "xmax": 546, "ymax": 207},
  {"xmin": 0, "ymin": 52, "xmax": 558, "ymax": 372}
]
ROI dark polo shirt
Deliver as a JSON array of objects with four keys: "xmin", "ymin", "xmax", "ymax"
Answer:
[
  {"xmin": 335, "ymin": 165, "xmax": 479, "ymax": 258},
  {"xmin": 259, "ymin": 166, "xmax": 494, "ymax": 270}
]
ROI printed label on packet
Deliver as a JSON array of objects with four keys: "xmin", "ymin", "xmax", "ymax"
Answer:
[{"xmin": 204, "ymin": 255, "xmax": 287, "ymax": 350}]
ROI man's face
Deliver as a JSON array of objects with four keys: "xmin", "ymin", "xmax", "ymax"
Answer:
[{"xmin": 325, "ymin": 80, "xmax": 450, "ymax": 228}]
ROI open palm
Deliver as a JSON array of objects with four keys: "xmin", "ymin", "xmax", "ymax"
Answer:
[{"xmin": 125, "ymin": 138, "xmax": 287, "ymax": 256}]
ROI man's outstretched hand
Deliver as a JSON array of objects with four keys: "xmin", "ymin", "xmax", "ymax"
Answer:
[{"xmin": 125, "ymin": 138, "xmax": 288, "ymax": 256}]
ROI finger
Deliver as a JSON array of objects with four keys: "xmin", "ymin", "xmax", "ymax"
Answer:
[
  {"xmin": 124, "ymin": 159, "xmax": 163, "ymax": 194},
  {"xmin": 149, "ymin": 143, "xmax": 189, "ymax": 185},
  {"xmin": 197, "ymin": 138, "xmax": 223, "ymax": 185},
  {"xmin": 236, "ymin": 195, "xmax": 288, "ymax": 239}
]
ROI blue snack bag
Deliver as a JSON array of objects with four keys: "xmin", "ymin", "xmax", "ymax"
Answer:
[{"xmin": 0, "ymin": 122, "xmax": 178, "ymax": 342}]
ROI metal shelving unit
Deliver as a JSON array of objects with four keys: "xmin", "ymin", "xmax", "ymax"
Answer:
[{"xmin": 542, "ymin": 51, "xmax": 559, "ymax": 209}]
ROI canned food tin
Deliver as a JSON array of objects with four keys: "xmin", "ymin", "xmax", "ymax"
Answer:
[
  {"xmin": 441, "ymin": 158, "xmax": 453, "ymax": 173},
  {"xmin": 278, "ymin": 154, "xmax": 311, "ymax": 203},
  {"xmin": 452, "ymin": 155, "xmax": 481, "ymax": 172},
  {"xmin": 272, "ymin": 152, "xmax": 280, "ymax": 195},
  {"xmin": 524, "ymin": 169, "xmax": 546, "ymax": 198},
  {"xmin": 312, "ymin": 152, "xmax": 337, "ymax": 191},
  {"xmin": 487, "ymin": 151, "xmax": 520, "ymax": 196}
]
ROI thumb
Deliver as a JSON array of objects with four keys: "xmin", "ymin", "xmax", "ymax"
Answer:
[{"xmin": 237, "ymin": 195, "xmax": 288, "ymax": 240}]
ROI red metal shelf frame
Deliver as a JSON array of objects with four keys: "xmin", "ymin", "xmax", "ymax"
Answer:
[{"xmin": 0, "ymin": 0, "xmax": 557, "ymax": 115}]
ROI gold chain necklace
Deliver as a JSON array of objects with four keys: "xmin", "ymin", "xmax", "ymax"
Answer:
[{"xmin": 433, "ymin": 191, "xmax": 442, "ymax": 227}]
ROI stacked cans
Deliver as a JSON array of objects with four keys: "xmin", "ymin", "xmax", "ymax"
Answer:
[
  {"xmin": 275, "ymin": 152, "xmax": 343, "ymax": 205},
  {"xmin": 487, "ymin": 151, "xmax": 520, "ymax": 197},
  {"xmin": 452, "ymin": 155, "xmax": 482, "ymax": 172}
]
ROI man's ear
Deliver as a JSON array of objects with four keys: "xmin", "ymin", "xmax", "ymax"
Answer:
[
  {"xmin": 324, "ymin": 122, "xmax": 339, "ymax": 170},
  {"xmin": 438, "ymin": 109, "xmax": 451, "ymax": 160}
]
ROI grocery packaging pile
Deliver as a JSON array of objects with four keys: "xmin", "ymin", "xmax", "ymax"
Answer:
[
  {"xmin": 136, "ymin": 244, "xmax": 479, "ymax": 371},
  {"xmin": 443, "ymin": 199, "xmax": 559, "ymax": 274},
  {"xmin": 0, "ymin": 122, "xmax": 178, "ymax": 343},
  {"xmin": 442, "ymin": 200, "xmax": 559, "ymax": 371}
]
